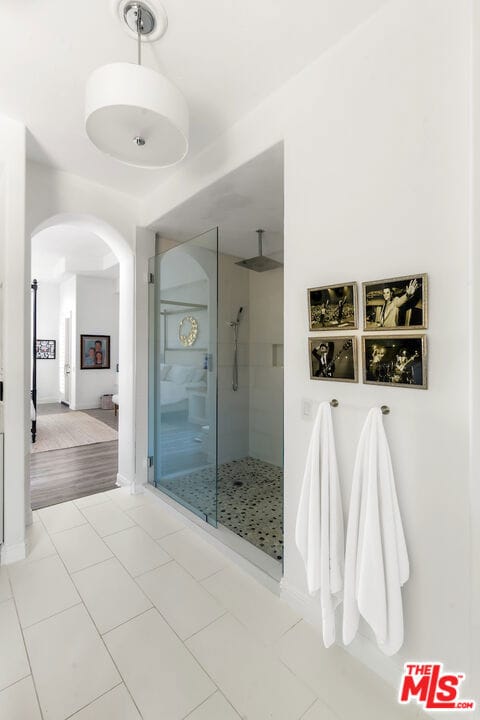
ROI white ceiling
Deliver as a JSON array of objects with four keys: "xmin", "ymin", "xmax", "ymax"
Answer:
[
  {"xmin": 32, "ymin": 225, "xmax": 119, "ymax": 283},
  {"xmin": 0, "ymin": 0, "xmax": 386, "ymax": 196},
  {"xmin": 153, "ymin": 143, "xmax": 284, "ymax": 260}
]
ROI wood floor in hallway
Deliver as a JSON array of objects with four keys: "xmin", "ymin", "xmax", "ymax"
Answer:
[{"xmin": 30, "ymin": 404, "xmax": 119, "ymax": 510}]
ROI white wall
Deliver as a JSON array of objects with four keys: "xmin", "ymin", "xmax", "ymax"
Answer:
[
  {"xmin": 471, "ymin": 0, "xmax": 480, "ymax": 700},
  {"xmin": 141, "ymin": 0, "xmax": 476, "ymax": 699},
  {"xmin": 26, "ymin": 163, "xmax": 138, "ymax": 249},
  {"xmin": 58, "ymin": 276, "xmax": 76, "ymax": 407},
  {"xmin": 36, "ymin": 282, "xmax": 60, "ymax": 404},
  {"xmin": 0, "ymin": 169, "xmax": 5, "ymax": 431},
  {"xmin": 0, "ymin": 114, "xmax": 28, "ymax": 562},
  {"xmin": 75, "ymin": 276, "xmax": 119, "ymax": 410},
  {"xmin": 248, "ymin": 267, "xmax": 283, "ymax": 467}
]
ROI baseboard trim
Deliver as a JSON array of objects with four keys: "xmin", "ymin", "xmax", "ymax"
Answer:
[
  {"xmin": 1, "ymin": 540, "xmax": 27, "ymax": 565},
  {"xmin": 115, "ymin": 473, "xmax": 143, "ymax": 492}
]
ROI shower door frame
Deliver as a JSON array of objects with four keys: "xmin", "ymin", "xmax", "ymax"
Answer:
[{"xmin": 148, "ymin": 227, "xmax": 219, "ymax": 527}]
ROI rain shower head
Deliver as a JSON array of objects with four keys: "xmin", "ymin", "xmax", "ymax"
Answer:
[{"xmin": 236, "ymin": 229, "xmax": 283, "ymax": 272}]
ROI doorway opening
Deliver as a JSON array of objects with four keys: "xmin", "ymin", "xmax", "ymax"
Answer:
[{"xmin": 29, "ymin": 215, "xmax": 135, "ymax": 509}]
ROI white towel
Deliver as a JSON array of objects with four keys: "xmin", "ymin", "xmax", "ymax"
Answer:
[
  {"xmin": 343, "ymin": 408, "xmax": 409, "ymax": 656},
  {"xmin": 295, "ymin": 401, "xmax": 344, "ymax": 647}
]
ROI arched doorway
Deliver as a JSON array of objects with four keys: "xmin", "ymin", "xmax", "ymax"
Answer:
[{"xmin": 30, "ymin": 213, "xmax": 136, "ymax": 500}]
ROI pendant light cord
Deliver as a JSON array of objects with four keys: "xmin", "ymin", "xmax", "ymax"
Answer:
[{"xmin": 136, "ymin": 5, "xmax": 142, "ymax": 66}]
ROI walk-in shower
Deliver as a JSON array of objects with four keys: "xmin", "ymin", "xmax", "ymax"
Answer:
[{"xmin": 148, "ymin": 145, "xmax": 284, "ymax": 572}]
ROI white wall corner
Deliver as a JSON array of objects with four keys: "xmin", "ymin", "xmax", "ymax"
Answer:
[
  {"xmin": 1, "ymin": 540, "xmax": 26, "ymax": 565},
  {"xmin": 116, "ymin": 472, "xmax": 133, "ymax": 488}
]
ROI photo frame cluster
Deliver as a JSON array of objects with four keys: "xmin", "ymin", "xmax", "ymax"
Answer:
[{"xmin": 307, "ymin": 274, "xmax": 428, "ymax": 389}]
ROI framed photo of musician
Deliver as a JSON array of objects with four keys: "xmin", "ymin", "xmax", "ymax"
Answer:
[
  {"xmin": 363, "ymin": 335, "xmax": 427, "ymax": 389},
  {"xmin": 308, "ymin": 283, "xmax": 358, "ymax": 331},
  {"xmin": 309, "ymin": 336, "xmax": 358, "ymax": 383},
  {"xmin": 363, "ymin": 274, "xmax": 427, "ymax": 330}
]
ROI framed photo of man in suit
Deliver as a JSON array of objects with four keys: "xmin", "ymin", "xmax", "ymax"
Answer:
[{"xmin": 363, "ymin": 274, "xmax": 427, "ymax": 330}]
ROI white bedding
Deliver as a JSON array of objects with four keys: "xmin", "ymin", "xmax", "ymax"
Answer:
[
  {"xmin": 160, "ymin": 380, "xmax": 188, "ymax": 406},
  {"xmin": 158, "ymin": 364, "xmax": 207, "ymax": 411}
]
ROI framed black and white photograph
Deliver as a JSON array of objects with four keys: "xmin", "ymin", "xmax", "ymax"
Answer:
[
  {"xmin": 363, "ymin": 335, "xmax": 427, "ymax": 389},
  {"xmin": 363, "ymin": 274, "xmax": 427, "ymax": 330},
  {"xmin": 36, "ymin": 339, "xmax": 56, "ymax": 360},
  {"xmin": 80, "ymin": 335, "xmax": 111, "ymax": 369},
  {"xmin": 308, "ymin": 283, "xmax": 358, "ymax": 331},
  {"xmin": 309, "ymin": 336, "xmax": 358, "ymax": 383}
]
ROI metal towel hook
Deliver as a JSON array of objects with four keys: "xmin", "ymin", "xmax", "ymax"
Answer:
[{"xmin": 330, "ymin": 399, "xmax": 339, "ymax": 407}]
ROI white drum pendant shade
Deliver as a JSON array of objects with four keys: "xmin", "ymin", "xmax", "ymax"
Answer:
[{"xmin": 85, "ymin": 62, "xmax": 189, "ymax": 168}]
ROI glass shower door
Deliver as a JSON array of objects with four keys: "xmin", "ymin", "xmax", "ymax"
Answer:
[{"xmin": 148, "ymin": 228, "xmax": 218, "ymax": 526}]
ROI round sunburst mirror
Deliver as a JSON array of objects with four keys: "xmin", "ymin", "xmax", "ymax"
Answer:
[{"xmin": 178, "ymin": 316, "xmax": 198, "ymax": 347}]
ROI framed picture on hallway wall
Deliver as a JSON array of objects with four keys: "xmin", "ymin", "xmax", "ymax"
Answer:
[
  {"xmin": 80, "ymin": 334, "xmax": 110, "ymax": 369},
  {"xmin": 307, "ymin": 282, "xmax": 358, "ymax": 330},
  {"xmin": 36, "ymin": 339, "xmax": 56, "ymax": 360}
]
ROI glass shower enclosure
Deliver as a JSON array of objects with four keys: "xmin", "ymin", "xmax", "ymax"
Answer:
[{"xmin": 148, "ymin": 228, "xmax": 218, "ymax": 525}]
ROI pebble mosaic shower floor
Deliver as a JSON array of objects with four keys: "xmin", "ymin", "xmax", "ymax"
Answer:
[{"xmin": 160, "ymin": 457, "xmax": 284, "ymax": 561}]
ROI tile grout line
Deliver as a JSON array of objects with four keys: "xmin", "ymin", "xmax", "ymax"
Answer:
[
  {"xmin": 62, "ymin": 681, "xmax": 125, "ymax": 720},
  {"xmin": 180, "ymin": 688, "xmax": 220, "ymax": 719},
  {"xmin": 182, "ymin": 610, "xmax": 229, "ymax": 643},
  {"xmin": 133, "ymin": 558, "xmax": 175, "ymax": 581},
  {"xmin": 49, "ymin": 527, "xmax": 146, "ymax": 720},
  {"xmin": 0, "ymin": 673, "xmax": 31, "ymax": 697},
  {"xmin": 8, "ymin": 588, "xmax": 46, "ymax": 720},
  {"xmin": 21, "ymin": 600, "xmax": 83, "ymax": 632},
  {"xmin": 134, "ymin": 603, "xmax": 227, "ymax": 715},
  {"xmin": 299, "ymin": 697, "xmax": 320, "ymax": 720},
  {"xmin": 98, "ymin": 606, "xmax": 154, "ymax": 637},
  {"xmin": 28, "ymin": 494, "xmax": 303, "ymax": 720},
  {"xmin": 46, "ymin": 503, "xmax": 159, "ymax": 578}
]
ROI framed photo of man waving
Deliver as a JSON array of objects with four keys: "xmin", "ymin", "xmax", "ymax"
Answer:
[{"xmin": 363, "ymin": 274, "xmax": 427, "ymax": 331}]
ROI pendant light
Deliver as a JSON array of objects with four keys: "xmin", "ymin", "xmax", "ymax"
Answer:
[{"xmin": 85, "ymin": 1, "xmax": 189, "ymax": 168}]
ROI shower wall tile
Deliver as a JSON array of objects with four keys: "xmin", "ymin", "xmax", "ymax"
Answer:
[
  {"xmin": 218, "ymin": 431, "xmax": 250, "ymax": 465},
  {"xmin": 218, "ymin": 250, "xmax": 283, "ymax": 469},
  {"xmin": 249, "ymin": 342, "xmax": 274, "ymax": 367},
  {"xmin": 218, "ymin": 342, "xmax": 249, "ymax": 368},
  {"xmin": 218, "ymin": 253, "xmax": 250, "ymax": 464},
  {"xmin": 248, "ymin": 266, "xmax": 284, "ymax": 467},
  {"xmin": 218, "ymin": 366, "xmax": 250, "ymax": 390}
]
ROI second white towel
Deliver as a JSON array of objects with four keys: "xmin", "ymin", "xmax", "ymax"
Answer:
[
  {"xmin": 343, "ymin": 407, "xmax": 409, "ymax": 656},
  {"xmin": 295, "ymin": 401, "xmax": 344, "ymax": 647}
]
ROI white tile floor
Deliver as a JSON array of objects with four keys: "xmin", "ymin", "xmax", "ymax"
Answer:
[{"xmin": 0, "ymin": 488, "xmax": 422, "ymax": 720}]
